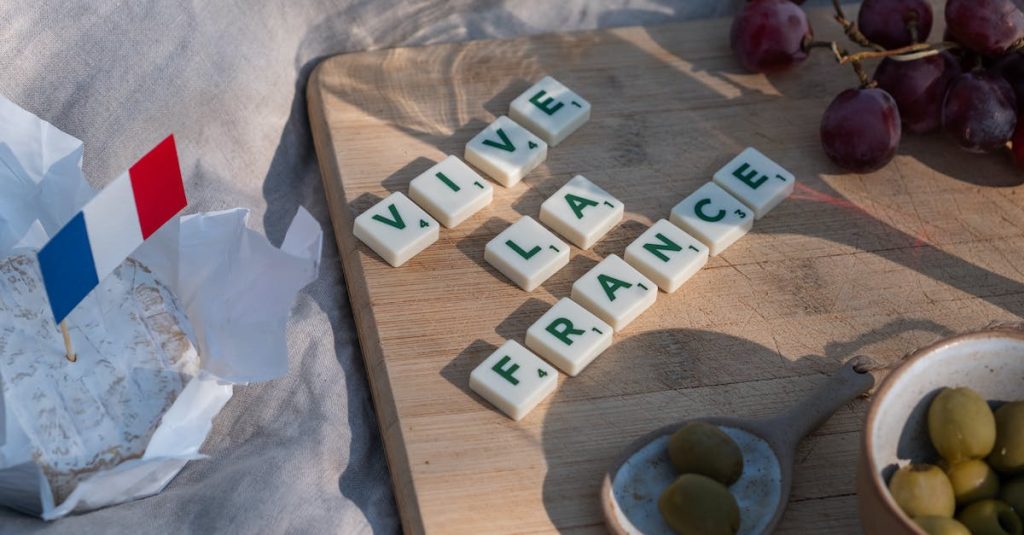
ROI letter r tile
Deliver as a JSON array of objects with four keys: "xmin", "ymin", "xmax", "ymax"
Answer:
[{"xmin": 525, "ymin": 297, "xmax": 613, "ymax": 376}]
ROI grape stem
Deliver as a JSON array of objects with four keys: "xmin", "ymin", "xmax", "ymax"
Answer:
[
  {"xmin": 805, "ymin": 38, "xmax": 945, "ymax": 83},
  {"xmin": 815, "ymin": 1, "xmax": 961, "ymax": 86},
  {"xmin": 830, "ymin": 0, "xmax": 884, "ymax": 51},
  {"xmin": 810, "ymin": 40, "xmax": 877, "ymax": 88},
  {"xmin": 836, "ymin": 42, "xmax": 940, "ymax": 64}
]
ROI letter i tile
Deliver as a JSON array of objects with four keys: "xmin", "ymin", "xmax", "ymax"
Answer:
[
  {"xmin": 470, "ymin": 340, "xmax": 559, "ymax": 420},
  {"xmin": 409, "ymin": 155, "xmax": 493, "ymax": 228}
]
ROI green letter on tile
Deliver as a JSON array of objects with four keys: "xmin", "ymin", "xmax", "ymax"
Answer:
[
  {"xmin": 732, "ymin": 162, "xmax": 768, "ymax": 189},
  {"xmin": 565, "ymin": 194, "xmax": 600, "ymax": 219},
  {"xmin": 546, "ymin": 317, "xmax": 586, "ymax": 346},
  {"xmin": 694, "ymin": 199, "xmax": 725, "ymax": 222},
  {"xmin": 482, "ymin": 128, "xmax": 516, "ymax": 152},
  {"xmin": 598, "ymin": 274, "xmax": 633, "ymax": 302},
  {"xmin": 435, "ymin": 172, "xmax": 460, "ymax": 192},
  {"xmin": 529, "ymin": 90, "xmax": 564, "ymax": 116},
  {"xmin": 372, "ymin": 204, "xmax": 406, "ymax": 229},
  {"xmin": 643, "ymin": 232, "xmax": 683, "ymax": 262},
  {"xmin": 506, "ymin": 240, "xmax": 541, "ymax": 260},
  {"xmin": 492, "ymin": 356, "xmax": 520, "ymax": 385}
]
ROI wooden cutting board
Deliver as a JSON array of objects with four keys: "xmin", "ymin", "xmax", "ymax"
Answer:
[{"xmin": 307, "ymin": 3, "xmax": 1024, "ymax": 532}]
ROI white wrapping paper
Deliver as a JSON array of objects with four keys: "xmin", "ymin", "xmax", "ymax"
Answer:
[{"xmin": 0, "ymin": 96, "xmax": 323, "ymax": 519}]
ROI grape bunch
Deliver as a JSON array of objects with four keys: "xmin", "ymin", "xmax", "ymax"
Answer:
[{"xmin": 730, "ymin": 0, "xmax": 1024, "ymax": 173}]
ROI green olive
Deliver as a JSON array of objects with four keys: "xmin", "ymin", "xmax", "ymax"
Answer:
[
  {"xmin": 956, "ymin": 500, "xmax": 1023, "ymax": 535},
  {"xmin": 929, "ymin": 387, "xmax": 997, "ymax": 463},
  {"xmin": 1002, "ymin": 477, "xmax": 1024, "ymax": 515},
  {"xmin": 989, "ymin": 402, "xmax": 1024, "ymax": 475},
  {"xmin": 889, "ymin": 464, "xmax": 956, "ymax": 518},
  {"xmin": 668, "ymin": 421, "xmax": 744, "ymax": 485},
  {"xmin": 913, "ymin": 516, "xmax": 971, "ymax": 535},
  {"xmin": 658, "ymin": 473, "xmax": 740, "ymax": 535},
  {"xmin": 946, "ymin": 459, "xmax": 1000, "ymax": 505}
]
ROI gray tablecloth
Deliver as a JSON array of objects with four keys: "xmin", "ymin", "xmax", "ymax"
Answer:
[{"xmin": 0, "ymin": 1, "xmax": 830, "ymax": 532}]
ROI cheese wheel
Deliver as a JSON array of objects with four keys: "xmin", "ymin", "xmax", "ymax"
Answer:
[{"xmin": 0, "ymin": 254, "xmax": 199, "ymax": 504}]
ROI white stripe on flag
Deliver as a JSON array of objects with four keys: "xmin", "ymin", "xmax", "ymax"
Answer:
[{"xmin": 82, "ymin": 172, "xmax": 144, "ymax": 280}]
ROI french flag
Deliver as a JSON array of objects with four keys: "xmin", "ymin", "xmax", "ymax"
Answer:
[{"xmin": 38, "ymin": 135, "xmax": 187, "ymax": 324}]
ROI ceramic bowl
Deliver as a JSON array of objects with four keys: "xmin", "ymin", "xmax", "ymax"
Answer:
[{"xmin": 857, "ymin": 325, "xmax": 1024, "ymax": 534}]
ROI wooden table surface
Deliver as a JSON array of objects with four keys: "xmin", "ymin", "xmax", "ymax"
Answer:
[{"xmin": 308, "ymin": 2, "xmax": 1024, "ymax": 532}]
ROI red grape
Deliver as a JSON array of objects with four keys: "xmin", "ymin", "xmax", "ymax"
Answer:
[
  {"xmin": 858, "ymin": 0, "xmax": 933, "ymax": 49},
  {"xmin": 730, "ymin": 0, "xmax": 813, "ymax": 73},
  {"xmin": 873, "ymin": 51, "xmax": 960, "ymax": 134},
  {"xmin": 820, "ymin": 88, "xmax": 902, "ymax": 173},
  {"xmin": 945, "ymin": 0, "xmax": 1024, "ymax": 55},
  {"xmin": 942, "ymin": 72, "xmax": 1018, "ymax": 153},
  {"xmin": 1013, "ymin": 118, "xmax": 1024, "ymax": 168},
  {"xmin": 993, "ymin": 52, "xmax": 1024, "ymax": 109}
]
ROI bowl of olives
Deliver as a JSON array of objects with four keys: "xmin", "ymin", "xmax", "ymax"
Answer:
[{"xmin": 858, "ymin": 326, "xmax": 1024, "ymax": 535}]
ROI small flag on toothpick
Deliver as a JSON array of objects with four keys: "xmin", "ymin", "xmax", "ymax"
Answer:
[{"xmin": 37, "ymin": 135, "xmax": 187, "ymax": 326}]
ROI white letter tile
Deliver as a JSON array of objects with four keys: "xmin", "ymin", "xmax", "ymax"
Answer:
[
  {"xmin": 465, "ymin": 116, "xmax": 547, "ymax": 187},
  {"xmin": 571, "ymin": 254, "xmax": 657, "ymax": 331},
  {"xmin": 525, "ymin": 298, "xmax": 613, "ymax": 376},
  {"xmin": 669, "ymin": 182, "xmax": 752, "ymax": 256},
  {"xmin": 624, "ymin": 219, "xmax": 709, "ymax": 293},
  {"xmin": 509, "ymin": 76, "xmax": 591, "ymax": 147},
  {"xmin": 409, "ymin": 155, "xmax": 494, "ymax": 228},
  {"xmin": 712, "ymin": 147, "xmax": 794, "ymax": 219},
  {"xmin": 539, "ymin": 175, "xmax": 623, "ymax": 250},
  {"xmin": 353, "ymin": 192, "xmax": 439, "ymax": 267},
  {"xmin": 470, "ymin": 340, "xmax": 559, "ymax": 421},
  {"xmin": 484, "ymin": 216, "xmax": 570, "ymax": 291}
]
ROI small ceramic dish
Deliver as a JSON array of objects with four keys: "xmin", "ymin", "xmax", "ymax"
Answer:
[{"xmin": 857, "ymin": 325, "xmax": 1024, "ymax": 534}]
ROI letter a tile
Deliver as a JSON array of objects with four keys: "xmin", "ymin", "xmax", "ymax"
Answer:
[
  {"xmin": 571, "ymin": 254, "xmax": 657, "ymax": 331},
  {"xmin": 539, "ymin": 175, "xmax": 623, "ymax": 250}
]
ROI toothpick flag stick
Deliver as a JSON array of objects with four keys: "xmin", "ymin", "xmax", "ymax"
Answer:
[
  {"xmin": 36, "ymin": 135, "xmax": 187, "ymax": 362},
  {"xmin": 60, "ymin": 321, "xmax": 76, "ymax": 363}
]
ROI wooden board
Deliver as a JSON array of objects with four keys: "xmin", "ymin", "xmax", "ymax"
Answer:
[{"xmin": 307, "ymin": 4, "xmax": 1024, "ymax": 533}]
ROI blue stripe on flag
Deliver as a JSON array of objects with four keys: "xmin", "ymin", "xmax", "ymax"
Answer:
[{"xmin": 38, "ymin": 213, "xmax": 100, "ymax": 324}]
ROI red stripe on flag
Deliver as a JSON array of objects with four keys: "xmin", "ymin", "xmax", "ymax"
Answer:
[{"xmin": 129, "ymin": 135, "xmax": 187, "ymax": 239}]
